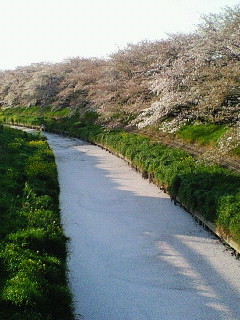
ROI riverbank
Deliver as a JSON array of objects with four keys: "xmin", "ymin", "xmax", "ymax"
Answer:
[{"xmin": 0, "ymin": 126, "xmax": 74, "ymax": 320}]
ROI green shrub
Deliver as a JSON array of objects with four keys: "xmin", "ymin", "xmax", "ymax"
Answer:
[
  {"xmin": 229, "ymin": 213, "xmax": 240, "ymax": 241},
  {"xmin": 217, "ymin": 193, "xmax": 240, "ymax": 237}
]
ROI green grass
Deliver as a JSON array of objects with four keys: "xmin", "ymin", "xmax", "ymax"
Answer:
[
  {"xmin": 1, "ymin": 108, "xmax": 240, "ymax": 246},
  {"xmin": 0, "ymin": 106, "xmax": 71, "ymax": 127},
  {"xmin": 232, "ymin": 146, "xmax": 240, "ymax": 156},
  {"xmin": 176, "ymin": 123, "xmax": 228, "ymax": 145},
  {"xmin": 0, "ymin": 126, "xmax": 73, "ymax": 320}
]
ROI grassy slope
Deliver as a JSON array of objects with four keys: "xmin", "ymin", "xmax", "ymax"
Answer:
[
  {"xmin": 0, "ymin": 126, "xmax": 73, "ymax": 320},
  {"xmin": 176, "ymin": 123, "xmax": 228, "ymax": 146}
]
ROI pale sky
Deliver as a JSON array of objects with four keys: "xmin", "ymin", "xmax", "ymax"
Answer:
[{"xmin": 0, "ymin": 0, "xmax": 239, "ymax": 70}]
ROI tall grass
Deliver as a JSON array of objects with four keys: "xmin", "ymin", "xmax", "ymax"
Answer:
[
  {"xmin": 1, "ymin": 111, "xmax": 240, "ymax": 245},
  {"xmin": 0, "ymin": 126, "xmax": 73, "ymax": 320}
]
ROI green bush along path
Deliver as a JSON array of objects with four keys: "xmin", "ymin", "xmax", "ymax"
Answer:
[
  {"xmin": 0, "ymin": 126, "xmax": 74, "ymax": 320},
  {"xmin": 3, "ymin": 108, "xmax": 240, "ymax": 250}
]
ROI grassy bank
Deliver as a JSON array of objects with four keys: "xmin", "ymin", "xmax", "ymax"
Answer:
[
  {"xmin": 176, "ymin": 123, "xmax": 228, "ymax": 146},
  {"xmin": 1, "ymin": 109, "xmax": 240, "ymax": 247},
  {"xmin": 0, "ymin": 126, "xmax": 73, "ymax": 320}
]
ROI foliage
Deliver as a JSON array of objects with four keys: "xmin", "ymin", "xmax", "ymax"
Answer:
[{"xmin": 0, "ymin": 126, "xmax": 73, "ymax": 320}]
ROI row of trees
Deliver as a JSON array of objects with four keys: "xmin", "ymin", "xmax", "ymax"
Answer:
[{"xmin": 0, "ymin": 4, "xmax": 239, "ymax": 127}]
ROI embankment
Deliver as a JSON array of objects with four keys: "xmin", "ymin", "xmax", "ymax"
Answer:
[{"xmin": 0, "ymin": 126, "xmax": 74, "ymax": 320}]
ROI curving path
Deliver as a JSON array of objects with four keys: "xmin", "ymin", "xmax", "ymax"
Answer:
[{"xmin": 45, "ymin": 132, "xmax": 240, "ymax": 320}]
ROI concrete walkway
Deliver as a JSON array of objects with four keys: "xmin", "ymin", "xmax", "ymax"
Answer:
[{"xmin": 46, "ymin": 132, "xmax": 240, "ymax": 320}]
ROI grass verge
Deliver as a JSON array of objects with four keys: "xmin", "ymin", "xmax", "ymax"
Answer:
[{"xmin": 0, "ymin": 126, "xmax": 74, "ymax": 320}]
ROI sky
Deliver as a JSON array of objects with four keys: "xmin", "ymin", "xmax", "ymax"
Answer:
[{"xmin": 0, "ymin": 0, "xmax": 239, "ymax": 70}]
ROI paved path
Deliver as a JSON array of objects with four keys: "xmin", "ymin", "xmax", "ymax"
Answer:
[{"xmin": 46, "ymin": 133, "xmax": 240, "ymax": 320}]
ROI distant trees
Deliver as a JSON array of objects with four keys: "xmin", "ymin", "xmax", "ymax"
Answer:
[{"xmin": 0, "ymin": 4, "xmax": 239, "ymax": 127}]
